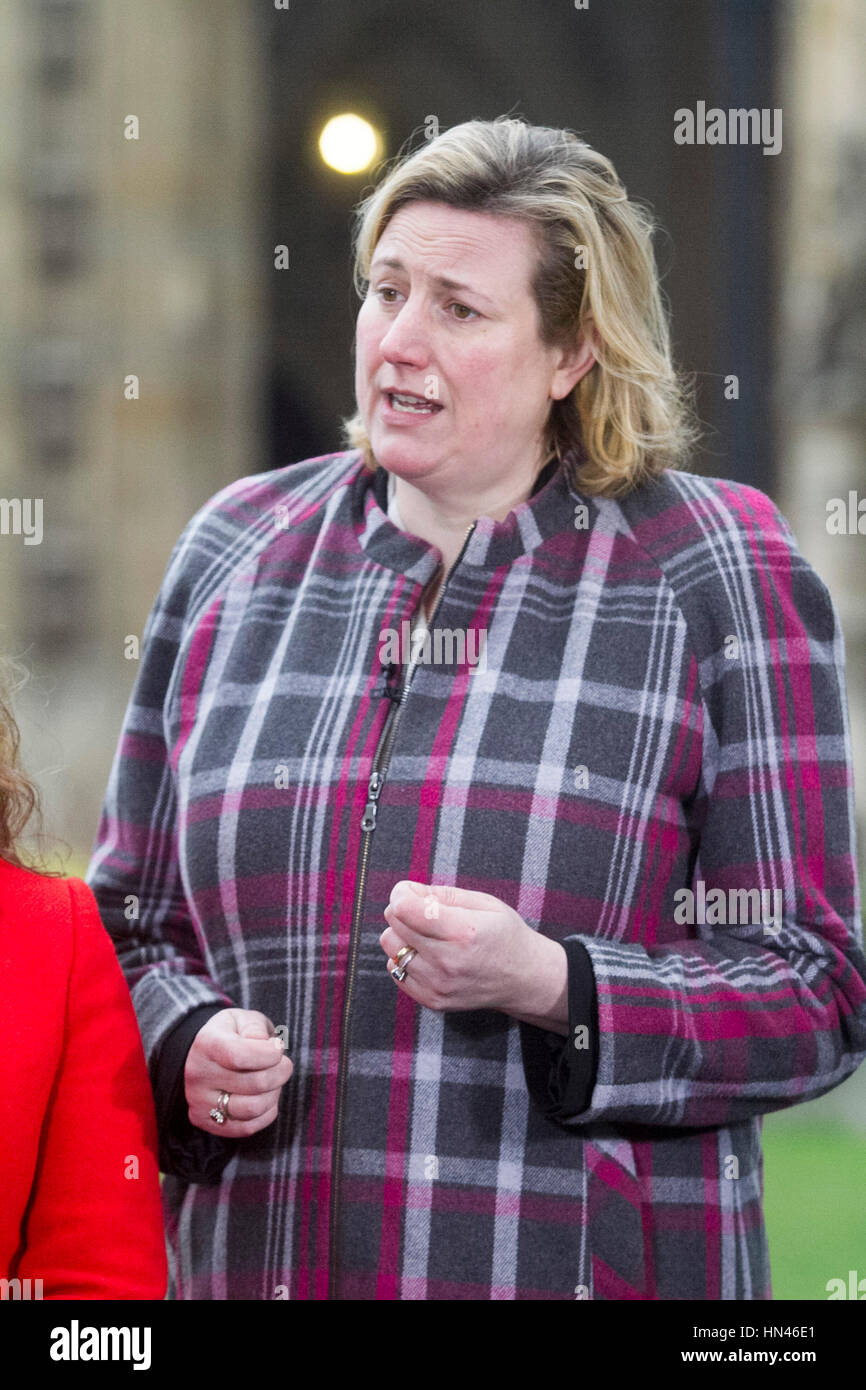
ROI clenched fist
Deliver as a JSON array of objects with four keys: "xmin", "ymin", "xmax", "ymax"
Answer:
[{"xmin": 185, "ymin": 1008, "xmax": 294, "ymax": 1137}]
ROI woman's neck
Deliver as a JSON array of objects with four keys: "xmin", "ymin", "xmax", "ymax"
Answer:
[{"xmin": 390, "ymin": 458, "xmax": 549, "ymax": 580}]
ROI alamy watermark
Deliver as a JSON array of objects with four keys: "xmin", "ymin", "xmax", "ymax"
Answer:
[
  {"xmin": 49, "ymin": 1321, "xmax": 151, "ymax": 1369},
  {"xmin": 1, "ymin": 1277, "xmax": 43, "ymax": 1299},
  {"xmin": 378, "ymin": 622, "xmax": 487, "ymax": 673},
  {"xmin": 826, "ymin": 1270, "xmax": 866, "ymax": 1299},
  {"xmin": 674, "ymin": 881, "xmax": 783, "ymax": 934},
  {"xmin": 0, "ymin": 497, "xmax": 42, "ymax": 545},
  {"xmin": 674, "ymin": 103, "xmax": 782, "ymax": 156},
  {"xmin": 826, "ymin": 491, "xmax": 865, "ymax": 535}
]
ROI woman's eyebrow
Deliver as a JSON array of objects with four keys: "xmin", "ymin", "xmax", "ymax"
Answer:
[{"xmin": 370, "ymin": 255, "xmax": 496, "ymax": 306}]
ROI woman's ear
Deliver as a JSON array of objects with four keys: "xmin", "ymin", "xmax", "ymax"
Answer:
[
  {"xmin": 580, "ymin": 314, "xmax": 600, "ymax": 360},
  {"xmin": 550, "ymin": 317, "xmax": 599, "ymax": 401}
]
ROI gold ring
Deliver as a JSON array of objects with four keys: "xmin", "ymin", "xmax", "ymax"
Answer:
[{"xmin": 391, "ymin": 947, "xmax": 417, "ymax": 982}]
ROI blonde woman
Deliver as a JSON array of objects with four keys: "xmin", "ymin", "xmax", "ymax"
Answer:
[{"xmin": 87, "ymin": 117, "xmax": 866, "ymax": 1300}]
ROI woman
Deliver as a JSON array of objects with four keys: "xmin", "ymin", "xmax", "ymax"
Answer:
[
  {"xmin": 0, "ymin": 661, "xmax": 167, "ymax": 1299},
  {"xmin": 86, "ymin": 117, "xmax": 866, "ymax": 1300}
]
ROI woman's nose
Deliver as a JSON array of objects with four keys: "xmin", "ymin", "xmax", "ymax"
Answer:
[{"xmin": 379, "ymin": 298, "xmax": 431, "ymax": 363}]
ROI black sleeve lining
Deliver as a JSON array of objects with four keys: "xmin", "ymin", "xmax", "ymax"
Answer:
[{"xmin": 519, "ymin": 937, "xmax": 599, "ymax": 1122}]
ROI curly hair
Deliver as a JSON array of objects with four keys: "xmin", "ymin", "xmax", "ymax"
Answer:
[
  {"xmin": 341, "ymin": 116, "xmax": 700, "ymax": 497},
  {"xmin": 0, "ymin": 655, "xmax": 65, "ymax": 875}
]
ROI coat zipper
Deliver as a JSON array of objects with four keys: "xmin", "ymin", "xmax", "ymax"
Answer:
[{"xmin": 328, "ymin": 519, "xmax": 476, "ymax": 1299}]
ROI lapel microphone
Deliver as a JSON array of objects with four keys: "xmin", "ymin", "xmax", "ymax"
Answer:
[{"xmin": 376, "ymin": 661, "xmax": 403, "ymax": 702}]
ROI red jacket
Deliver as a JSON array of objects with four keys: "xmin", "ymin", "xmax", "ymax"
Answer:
[{"xmin": 0, "ymin": 857, "xmax": 167, "ymax": 1298}]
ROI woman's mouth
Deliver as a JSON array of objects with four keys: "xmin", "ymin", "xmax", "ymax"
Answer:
[{"xmin": 382, "ymin": 390, "xmax": 444, "ymax": 417}]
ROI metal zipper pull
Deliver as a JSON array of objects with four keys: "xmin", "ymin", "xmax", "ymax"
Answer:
[{"xmin": 360, "ymin": 768, "xmax": 383, "ymax": 831}]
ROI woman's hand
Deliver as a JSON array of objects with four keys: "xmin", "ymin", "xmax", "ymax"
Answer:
[
  {"xmin": 380, "ymin": 880, "xmax": 568, "ymax": 1030},
  {"xmin": 185, "ymin": 1008, "xmax": 294, "ymax": 1137}
]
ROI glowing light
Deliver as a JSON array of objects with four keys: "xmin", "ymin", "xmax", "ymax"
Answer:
[{"xmin": 318, "ymin": 114, "xmax": 380, "ymax": 174}]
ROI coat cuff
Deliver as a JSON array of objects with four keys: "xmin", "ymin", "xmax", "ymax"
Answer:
[
  {"xmin": 519, "ymin": 937, "xmax": 599, "ymax": 1122},
  {"xmin": 152, "ymin": 1004, "xmax": 238, "ymax": 1184}
]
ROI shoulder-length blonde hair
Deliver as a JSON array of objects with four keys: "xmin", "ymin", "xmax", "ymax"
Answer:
[{"xmin": 341, "ymin": 116, "xmax": 699, "ymax": 497}]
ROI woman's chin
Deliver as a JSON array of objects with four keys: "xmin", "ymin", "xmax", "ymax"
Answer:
[{"xmin": 369, "ymin": 434, "xmax": 439, "ymax": 475}]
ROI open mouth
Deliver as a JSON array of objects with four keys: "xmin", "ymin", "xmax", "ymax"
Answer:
[{"xmin": 384, "ymin": 391, "xmax": 444, "ymax": 415}]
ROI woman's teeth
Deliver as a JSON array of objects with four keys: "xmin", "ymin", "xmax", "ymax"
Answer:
[{"xmin": 389, "ymin": 393, "xmax": 440, "ymax": 413}]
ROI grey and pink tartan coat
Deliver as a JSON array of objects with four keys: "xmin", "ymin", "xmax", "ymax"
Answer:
[{"xmin": 86, "ymin": 447, "xmax": 866, "ymax": 1300}]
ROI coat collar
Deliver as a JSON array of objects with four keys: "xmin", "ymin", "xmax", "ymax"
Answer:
[{"xmin": 351, "ymin": 445, "xmax": 586, "ymax": 582}]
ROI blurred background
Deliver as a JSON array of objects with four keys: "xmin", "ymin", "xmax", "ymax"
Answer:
[{"xmin": 0, "ymin": 0, "xmax": 863, "ymax": 1298}]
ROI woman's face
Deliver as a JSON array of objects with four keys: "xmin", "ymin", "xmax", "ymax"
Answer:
[{"xmin": 354, "ymin": 199, "xmax": 588, "ymax": 498}]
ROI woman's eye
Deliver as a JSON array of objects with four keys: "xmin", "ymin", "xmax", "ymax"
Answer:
[{"xmin": 373, "ymin": 286, "xmax": 478, "ymax": 320}]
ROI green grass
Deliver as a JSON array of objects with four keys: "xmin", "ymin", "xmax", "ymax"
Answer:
[{"xmin": 762, "ymin": 1118, "xmax": 866, "ymax": 1300}]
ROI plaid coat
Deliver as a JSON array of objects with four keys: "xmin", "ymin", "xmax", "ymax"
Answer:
[{"xmin": 86, "ymin": 447, "xmax": 866, "ymax": 1300}]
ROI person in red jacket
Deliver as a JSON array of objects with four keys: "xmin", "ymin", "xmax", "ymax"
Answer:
[{"xmin": 0, "ymin": 665, "xmax": 167, "ymax": 1299}]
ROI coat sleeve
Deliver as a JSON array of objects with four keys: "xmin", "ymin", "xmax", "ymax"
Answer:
[
  {"xmin": 16, "ymin": 880, "xmax": 167, "ymax": 1298},
  {"xmin": 85, "ymin": 508, "xmax": 239, "ymax": 1178},
  {"xmin": 543, "ymin": 488, "xmax": 866, "ymax": 1129}
]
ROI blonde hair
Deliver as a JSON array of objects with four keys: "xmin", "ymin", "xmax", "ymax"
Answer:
[{"xmin": 341, "ymin": 116, "xmax": 699, "ymax": 497}]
